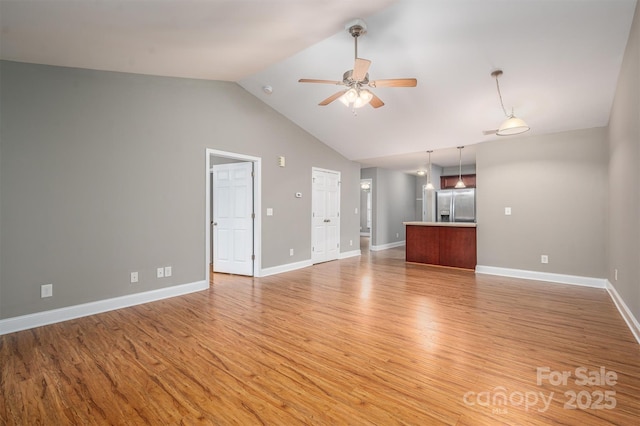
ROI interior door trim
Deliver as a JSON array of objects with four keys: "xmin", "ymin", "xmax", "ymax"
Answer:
[{"xmin": 205, "ymin": 149, "xmax": 262, "ymax": 278}]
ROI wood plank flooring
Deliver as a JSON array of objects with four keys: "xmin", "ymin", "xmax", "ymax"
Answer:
[{"xmin": 2, "ymin": 246, "xmax": 640, "ymax": 425}]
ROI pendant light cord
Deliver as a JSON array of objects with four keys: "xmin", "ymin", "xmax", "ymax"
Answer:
[{"xmin": 495, "ymin": 76, "xmax": 509, "ymax": 118}]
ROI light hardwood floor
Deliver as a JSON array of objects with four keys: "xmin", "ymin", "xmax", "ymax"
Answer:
[{"xmin": 2, "ymin": 246, "xmax": 640, "ymax": 425}]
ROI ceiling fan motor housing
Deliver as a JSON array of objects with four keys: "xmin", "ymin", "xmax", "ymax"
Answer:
[{"xmin": 343, "ymin": 70, "xmax": 369, "ymax": 85}]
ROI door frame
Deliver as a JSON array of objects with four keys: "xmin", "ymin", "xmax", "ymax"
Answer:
[
  {"xmin": 206, "ymin": 149, "xmax": 262, "ymax": 279},
  {"xmin": 360, "ymin": 178, "xmax": 372, "ymax": 237}
]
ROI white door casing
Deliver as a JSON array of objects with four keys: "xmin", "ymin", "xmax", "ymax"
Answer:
[
  {"xmin": 312, "ymin": 168, "xmax": 340, "ymax": 264},
  {"xmin": 212, "ymin": 162, "xmax": 254, "ymax": 275}
]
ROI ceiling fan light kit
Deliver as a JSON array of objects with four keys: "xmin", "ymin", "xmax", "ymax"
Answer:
[
  {"xmin": 298, "ymin": 19, "xmax": 417, "ymax": 110},
  {"xmin": 489, "ymin": 70, "xmax": 530, "ymax": 136}
]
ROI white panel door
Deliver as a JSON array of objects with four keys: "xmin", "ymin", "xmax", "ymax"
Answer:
[
  {"xmin": 213, "ymin": 162, "xmax": 254, "ymax": 275},
  {"xmin": 312, "ymin": 169, "xmax": 340, "ymax": 264}
]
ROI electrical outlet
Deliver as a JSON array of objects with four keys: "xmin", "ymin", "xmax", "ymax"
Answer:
[
  {"xmin": 157, "ymin": 267, "xmax": 164, "ymax": 278},
  {"xmin": 164, "ymin": 266, "xmax": 172, "ymax": 277},
  {"xmin": 541, "ymin": 255, "xmax": 549, "ymax": 264},
  {"xmin": 289, "ymin": 248, "xmax": 294, "ymax": 256},
  {"xmin": 505, "ymin": 207, "xmax": 512, "ymax": 215},
  {"xmin": 130, "ymin": 272, "xmax": 139, "ymax": 283},
  {"xmin": 41, "ymin": 284, "xmax": 53, "ymax": 298}
]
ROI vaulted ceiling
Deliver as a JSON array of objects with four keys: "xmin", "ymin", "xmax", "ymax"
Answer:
[{"xmin": 1, "ymin": 0, "xmax": 636, "ymax": 171}]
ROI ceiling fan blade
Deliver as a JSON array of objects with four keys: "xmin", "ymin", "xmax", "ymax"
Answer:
[
  {"xmin": 299, "ymin": 78, "xmax": 342, "ymax": 85},
  {"xmin": 319, "ymin": 90, "xmax": 347, "ymax": 106},
  {"xmin": 369, "ymin": 78, "xmax": 417, "ymax": 88},
  {"xmin": 369, "ymin": 93, "xmax": 385, "ymax": 108},
  {"xmin": 482, "ymin": 129, "xmax": 498, "ymax": 135},
  {"xmin": 352, "ymin": 58, "xmax": 371, "ymax": 81}
]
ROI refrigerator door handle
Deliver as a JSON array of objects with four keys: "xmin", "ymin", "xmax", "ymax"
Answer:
[{"xmin": 451, "ymin": 192, "xmax": 455, "ymax": 223}]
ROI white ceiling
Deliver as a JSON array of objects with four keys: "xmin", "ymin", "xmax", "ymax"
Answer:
[{"xmin": 1, "ymin": 0, "xmax": 636, "ymax": 172}]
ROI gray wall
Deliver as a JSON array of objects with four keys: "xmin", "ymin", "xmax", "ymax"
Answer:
[
  {"xmin": 0, "ymin": 61, "xmax": 360, "ymax": 319},
  {"xmin": 441, "ymin": 164, "xmax": 476, "ymax": 177},
  {"xmin": 608, "ymin": 3, "xmax": 640, "ymax": 321},
  {"xmin": 361, "ymin": 167, "xmax": 416, "ymax": 248},
  {"xmin": 476, "ymin": 127, "xmax": 608, "ymax": 278}
]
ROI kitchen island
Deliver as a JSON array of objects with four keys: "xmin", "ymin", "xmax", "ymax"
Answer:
[{"xmin": 404, "ymin": 222, "xmax": 477, "ymax": 270}]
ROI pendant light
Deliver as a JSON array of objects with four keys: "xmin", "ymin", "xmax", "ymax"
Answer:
[
  {"xmin": 455, "ymin": 146, "xmax": 466, "ymax": 189},
  {"xmin": 425, "ymin": 150, "xmax": 435, "ymax": 190},
  {"xmin": 491, "ymin": 70, "xmax": 530, "ymax": 136}
]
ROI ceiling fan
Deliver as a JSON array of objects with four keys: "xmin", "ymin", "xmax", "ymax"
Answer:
[{"xmin": 298, "ymin": 19, "xmax": 417, "ymax": 109}]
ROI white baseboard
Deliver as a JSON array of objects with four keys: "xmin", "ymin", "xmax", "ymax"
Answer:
[
  {"xmin": 0, "ymin": 280, "xmax": 209, "ymax": 336},
  {"xmin": 606, "ymin": 280, "xmax": 640, "ymax": 345},
  {"xmin": 339, "ymin": 249, "xmax": 361, "ymax": 259},
  {"xmin": 370, "ymin": 240, "xmax": 406, "ymax": 252},
  {"xmin": 476, "ymin": 266, "xmax": 640, "ymax": 345},
  {"xmin": 259, "ymin": 259, "xmax": 313, "ymax": 277},
  {"xmin": 475, "ymin": 265, "xmax": 607, "ymax": 288},
  {"xmin": 260, "ymin": 250, "xmax": 361, "ymax": 277}
]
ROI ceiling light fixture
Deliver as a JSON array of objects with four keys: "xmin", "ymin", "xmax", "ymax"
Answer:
[
  {"xmin": 339, "ymin": 87, "xmax": 373, "ymax": 109},
  {"xmin": 491, "ymin": 70, "xmax": 530, "ymax": 136},
  {"xmin": 455, "ymin": 146, "xmax": 466, "ymax": 189},
  {"xmin": 425, "ymin": 150, "xmax": 435, "ymax": 190}
]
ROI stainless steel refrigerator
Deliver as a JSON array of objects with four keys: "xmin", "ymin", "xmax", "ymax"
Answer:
[{"xmin": 436, "ymin": 188, "xmax": 476, "ymax": 222}]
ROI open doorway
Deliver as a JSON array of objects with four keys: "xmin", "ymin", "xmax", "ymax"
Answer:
[
  {"xmin": 359, "ymin": 179, "xmax": 372, "ymax": 251},
  {"xmin": 206, "ymin": 149, "xmax": 262, "ymax": 284}
]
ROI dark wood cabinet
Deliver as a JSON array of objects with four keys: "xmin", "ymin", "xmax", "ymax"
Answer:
[
  {"xmin": 405, "ymin": 225, "xmax": 476, "ymax": 270},
  {"xmin": 438, "ymin": 227, "xmax": 477, "ymax": 269},
  {"xmin": 440, "ymin": 174, "xmax": 476, "ymax": 189},
  {"xmin": 406, "ymin": 225, "xmax": 440, "ymax": 264}
]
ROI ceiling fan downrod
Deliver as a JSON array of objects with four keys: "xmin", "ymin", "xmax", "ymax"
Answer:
[{"xmin": 348, "ymin": 24, "xmax": 366, "ymax": 60}]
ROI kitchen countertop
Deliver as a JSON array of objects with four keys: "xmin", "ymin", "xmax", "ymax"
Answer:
[{"xmin": 403, "ymin": 221, "xmax": 477, "ymax": 228}]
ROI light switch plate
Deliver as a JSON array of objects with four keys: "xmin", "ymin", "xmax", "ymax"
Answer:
[
  {"xmin": 41, "ymin": 284, "xmax": 53, "ymax": 298},
  {"xmin": 266, "ymin": 208, "xmax": 273, "ymax": 216},
  {"xmin": 505, "ymin": 207, "xmax": 512, "ymax": 215},
  {"xmin": 164, "ymin": 266, "xmax": 172, "ymax": 277}
]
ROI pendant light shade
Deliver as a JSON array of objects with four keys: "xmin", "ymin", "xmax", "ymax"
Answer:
[
  {"xmin": 497, "ymin": 115, "xmax": 530, "ymax": 136},
  {"xmin": 425, "ymin": 150, "xmax": 435, "ymax": 190},
  {"xmin": 491, "ymin": 70, "xmax": 530, "ymax": 136},
  {"xmin": 455, "ymin": 146, "xmax": 466, "ymax": 189}
]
